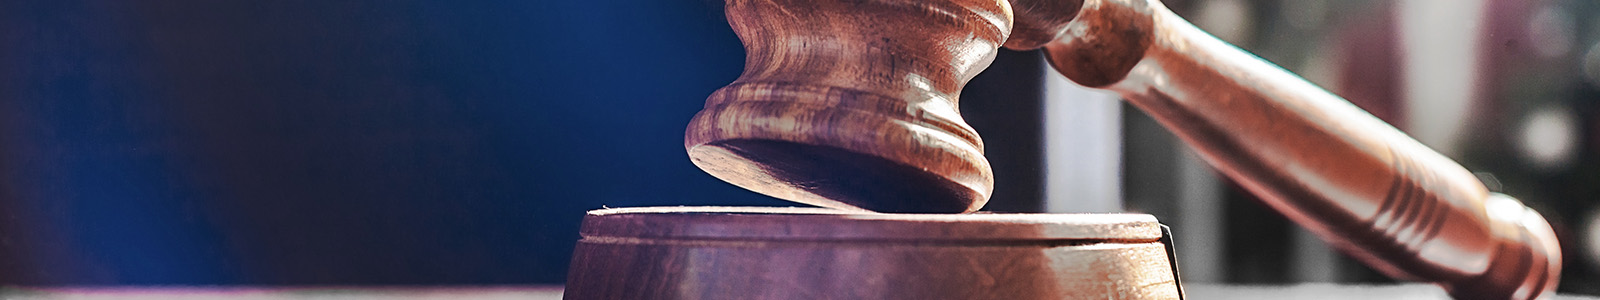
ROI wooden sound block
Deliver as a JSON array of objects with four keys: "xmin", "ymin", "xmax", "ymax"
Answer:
[{"xmin": 564, "ymin": 207, "xmax": 1182, "ymax": 300}]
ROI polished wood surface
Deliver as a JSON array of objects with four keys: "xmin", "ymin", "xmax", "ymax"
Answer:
[
  {"xmin": 683, "ymin": 0, "xmax": 1012, "ymax": 213},
  {"xmin": 686, "ymin": 0, "xmax": 1562, "ymax": 298},
  {"xmin": 1013, "ymin": 1, "xmax": 1560, "ymax": 299},
  {"xmin": 563, "ymin": 207, "xmax": 1179, "ymax": 299}
]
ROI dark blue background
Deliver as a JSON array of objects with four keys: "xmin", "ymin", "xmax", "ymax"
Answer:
[
  {"xmin": 0, "ymin": 0, "xmax": 795, "ymax": 285},
  {"xmin": 0, "ymin": 0, "xmax": 1051, "ymax": 285}
]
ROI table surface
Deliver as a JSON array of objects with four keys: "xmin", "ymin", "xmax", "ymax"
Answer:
[{"xmin": 1, "ymin": 284, "xmax": 1595, "ymax": 299}]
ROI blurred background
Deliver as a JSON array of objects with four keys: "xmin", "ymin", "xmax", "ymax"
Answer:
[{"xmin": 0, "ymin": 0, "xmax": 1596, "ymax": 296}]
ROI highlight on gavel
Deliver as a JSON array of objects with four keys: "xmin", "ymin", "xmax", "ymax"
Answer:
[{"xmin": 578, "ymin": 0, "xmax": 1562, "ymax": 299}]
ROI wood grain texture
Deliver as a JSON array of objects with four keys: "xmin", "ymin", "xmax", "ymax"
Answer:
[
  {"xmin": 686, "ymin": 0, "xmax": 1561, "ymax": 298},
  {"xmin": 684, "ymin": 0, "xmax": 1014, "ymax": 213},
  {"xmin": 563, "ymin": 207, "xmax": 1179, "ymax": 300},
  {"xmin": 1018, "ymin": 0, "xmax": 1561, "ymax": 299}
]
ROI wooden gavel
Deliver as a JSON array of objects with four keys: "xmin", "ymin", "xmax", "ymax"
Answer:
[{"xmin": 683, "ymin": 0, "xmax": 1561, "ymax": 299}]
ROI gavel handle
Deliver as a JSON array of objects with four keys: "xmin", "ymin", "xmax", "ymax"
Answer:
[{"xmin": 1035, "ymin": 1, "xmax": 1561, "ymax": 299}]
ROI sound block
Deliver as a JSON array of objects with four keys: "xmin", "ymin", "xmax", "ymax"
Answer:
[{"xmin": 563, "ymin": 206, "xmax": 1182, "ymax": 299}]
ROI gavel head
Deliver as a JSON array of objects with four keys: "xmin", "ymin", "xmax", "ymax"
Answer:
[{"xmin": 684, "ymin": 0, "xmax": 1018, "ymax": 213}]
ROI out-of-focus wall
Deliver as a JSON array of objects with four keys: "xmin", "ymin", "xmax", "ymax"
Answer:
[{"xmin": 0, "ymin": 0, "xmax": 783, "ymax": 285}]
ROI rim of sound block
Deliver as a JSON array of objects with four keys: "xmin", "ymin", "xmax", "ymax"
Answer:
[{"xmin": 580, "ymin": 206, "xmax": 1164, "ymax": 242}]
